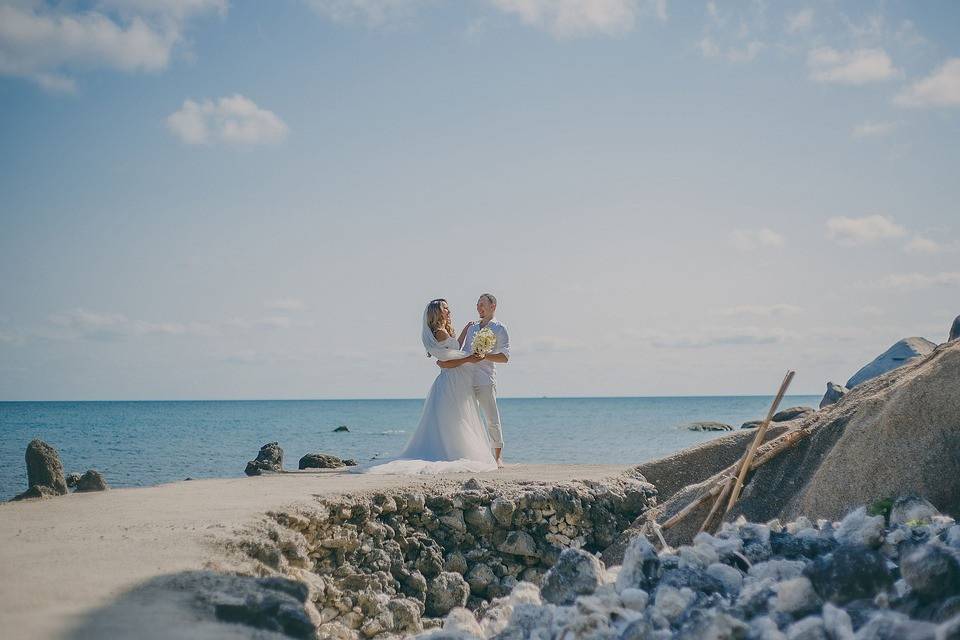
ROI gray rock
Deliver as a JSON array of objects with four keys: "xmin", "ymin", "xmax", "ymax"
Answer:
[
  {"xmin": 900, "ymin": 545, "xmax": 960, "ymax": 601},
  {"xmin": 388, "ymin": 598, "xmax": 423, "ymax": 634},
  {"xmin": 772, "ymin": 577, "xmax": 821, "ymax": 617},
  {"xmin": 846, "ymin": 337, "xmax": 935, "ymax": 388},
  {"xmin": 939, "ymin": 614, "xmax": 960, "ymax": 640},
  {"xmin": 773, "ymin": 407, "xmax": 815, "ymax": 422},
  {"xmin": 462, "ymin": 478, "xmax": 483, "ymax": 491},
  {"xmin": 749, "ymin": 559, "xmax": 807, "ymax": 582},
  {"xmin": 749, "ymin": 616, "xmax": 788, "ymax": 640},
  {"xmin": 540, "ymin": 548, "xmax": 604, "ymax": 605},
  {"xmin": 653, "ymin": 585, "xmax": 695, "ymax": 624},
  {"xmin": 444, "ymin": 551, "xmax": 469, "ymax": 575},
  {"xmin": 854, "ymin": 610, "xmax": 936, "ymax": 640},
  {"xmin": 24, "ymin": 439, "xmax": 67, "ymax": 495},
  {"xmin": 298, "ymin": 453, "xmax": 348, "ymax": 470},
  {"xmin": 245, "ymin": 442, "xmax": 283, "ymax": 476},
  {"xmin": 889, "ymin": 495, "xmax": 940, "ymax": 527},
  {"xmin": 333, "ymin": 425, "xmax": 349, "ymax": 432},
  {"xmin": 785, "ymin": 616, "xmax": 827, "ymax": 640},
  {"xmin": 834, "ymin": 507, "xmax": 885, "ymax": 548},
  {"xmin": 497, "ymin": 531, "xmax": 538, "ymax": 557},
  {"xmin": 425, "ymin": 572, "xmax": 469, "ymax": 617},
  {"xmin": 490, "ymin": 498, "xmax": 516, "ymax": 527},
  {"xmin": 66, "ymin": 472, "xmax": 81, "ymax": 488},
  {"xmin": 804, "ymin": 546, "xmax": 892, "ymax": 604},
  {"xmin": 686, "ymin": 421, "xmax": 734, "ymax": 432},
  {"xmin": 466, "ymin": 563, "xmax": 497, "ymax": 596},
  {"xmin": 822, "ymin": 602, "xmax": 854, "ymax": 640},
  {"xmin": 707, "ymin": 562, "xmax": 743, "ymax": 595},
  {"xmin": 464, "ymin": 506, "xmax": 496, "ymax": 534},
  {"xmin": 820, "ymin": 382, "xmax": 848, "ymax": 409},
  {"xmin": 951, "ymin": 316, "xmax": 960, "ymax": 342},
  {"xmin": 742, "ymin": 420, "xmax": 764, "ymax": 429},
  {"xmin": 616, "ymin": 536, "xmax": 661, "ymax": 593},
  {"xmin": 75, "ymin": 469, "xmax": 108, "ymax": 492}
]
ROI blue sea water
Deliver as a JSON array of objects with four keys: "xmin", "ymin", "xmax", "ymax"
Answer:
[{"xmin": 0, "ymin": 396, "xmax": 820, "ymax": 500}]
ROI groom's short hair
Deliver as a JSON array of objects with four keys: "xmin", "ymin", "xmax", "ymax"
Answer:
[{"xmin": 480, "ymin": 293, "xmax": 497, "ymax": 306}]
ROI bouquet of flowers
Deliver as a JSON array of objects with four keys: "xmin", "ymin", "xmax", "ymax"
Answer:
[{"xmin": 471, "ymin": 327, "xmax": 497, "ymax": 356}]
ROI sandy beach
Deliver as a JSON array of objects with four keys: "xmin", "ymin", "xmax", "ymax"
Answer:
[{"xmin": 0, "ymin": 464, "xmax": 630, "ymax": 639}]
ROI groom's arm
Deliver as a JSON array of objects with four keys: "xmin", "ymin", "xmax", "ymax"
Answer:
[
  {"xmin": 484, "ymin": 353, "xmax": 508, "ymax": 363},
  {"xmin": 486, "ymin": 325, "xmax": 509, "ymax": 363}
]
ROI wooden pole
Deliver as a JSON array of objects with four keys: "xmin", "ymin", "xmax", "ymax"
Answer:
[{"xmin": 725, "ymin": 370, "xmax": 795, "ymax": 513}]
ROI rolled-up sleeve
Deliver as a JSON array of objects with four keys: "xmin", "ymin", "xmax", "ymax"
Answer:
[{"xmin": 496, "ymin": 325, "xmax": 510, "ymax": 358}]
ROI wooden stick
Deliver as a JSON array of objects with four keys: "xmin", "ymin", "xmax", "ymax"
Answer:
[
  {"xmin": 699, "ymin": 476, "xmax": 735, "ymax": 534},
  {"xmin": 660, "ymin": 480, "xmax": 726, "ymax": 530},
  {"xmin": 725, "ymin": 370, "xmax": 795, "ymax": 513}
]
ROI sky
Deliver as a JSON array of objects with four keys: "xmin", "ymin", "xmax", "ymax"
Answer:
[{"xmin": 1, "ymin": 0, "xmax": 958, "ymax": 401}]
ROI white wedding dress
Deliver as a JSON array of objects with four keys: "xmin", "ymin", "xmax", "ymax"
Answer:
[{"xmin": 352, "ymin": 314, "xmax": 499, "ymax": 475}]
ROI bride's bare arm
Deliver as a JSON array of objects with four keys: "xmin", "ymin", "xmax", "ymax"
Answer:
[
  {"xmin": 437, "ymin": 353, "xmax": 483, "ymax": 369},
  {"xmin": 457, "ymin": 322, "xmax": 474, "ymax": 348}
]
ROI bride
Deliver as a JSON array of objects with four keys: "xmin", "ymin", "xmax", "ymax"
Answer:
[{"xmin": 352, "ymin": 299, "xmax": 500, "ymax": 474}]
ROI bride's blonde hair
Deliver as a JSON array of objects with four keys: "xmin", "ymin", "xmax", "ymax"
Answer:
[{"xmin": 426, "ymin": 299, "xmax": 455, "ymax": 340}]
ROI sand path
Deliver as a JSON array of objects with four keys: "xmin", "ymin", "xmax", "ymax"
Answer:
[{"xmin": 0, "ymin": 464, "xmax": 629, "ymax": 638}]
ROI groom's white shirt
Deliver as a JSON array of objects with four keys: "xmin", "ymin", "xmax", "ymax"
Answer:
[{"xmin": 463, "ymin": 318, "xmax": 510, "ymax": 386}]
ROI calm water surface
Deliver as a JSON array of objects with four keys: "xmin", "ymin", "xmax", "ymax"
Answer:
[{"xmin": 0, "ymin": 396, "xmax": 819, "ymax": 499}]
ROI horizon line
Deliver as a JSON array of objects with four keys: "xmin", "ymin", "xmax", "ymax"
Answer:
[{"xmin": 0, "ymin": 393, "xmax": 823, "ymax": 403}]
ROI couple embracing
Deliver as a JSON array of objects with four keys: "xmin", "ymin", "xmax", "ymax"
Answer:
[{"xmin": 356, "ymin": 294, "xmax": 510, "ymax": 475}]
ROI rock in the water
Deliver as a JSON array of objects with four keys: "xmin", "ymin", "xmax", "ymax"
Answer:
[
  {"xmin": 819, "ymin": 382, "xmax": 848, "ymax": 409},
  {"xmin": 298, "ymin": 453, "xmax": 348, "ymax": 470},
  {"xmin": 687, "ymin": 421, "xmax": 733, "ymax": 432},
  {"xmin": 846, "ymin": 337, "xmax": 936, "ymax": 388},
  {"xmin": 741, "ymin": 420, "xmax": 764, "ymax": 429},
  {"xmin": 333, "ymin": 425, "xmax": 349, "ymax": 433},
  {"xmin": 540, "ymin": 548, "xmax": 604, "ymax": 605},
  {"xmin": 75, "ymin": 470, "xmax": 108, "ymax": 492},
  {"xmin": 425, "ymin": 572, "xmax": 469, "ymax": 616},
  {"xmin": 900, "ymin": 544, "xmax": 960, "ymax": 601},
  {"xmin": 951, "ymin": 316, "xmax": 960, "ymax": 342},
  {"xmin": 24, "ymin": 439, "xmax": 67, "ymax": 496},
  {"xmin": 804, "ymin": 545, "xmax": 892, "ymax": 604},
  {"xmin": 66, "ymin": 473, "xmax": 81, "ymax": 488},
  {"xmin": 773, "ymin": 406, "xmax": 815, "ymax": 422},
  {"xmin": 245, "ymin": 442, "xmax": 283, "ymax": 476}
]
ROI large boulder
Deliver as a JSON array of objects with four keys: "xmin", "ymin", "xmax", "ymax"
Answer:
[
  {"xmin": 951, "ymin": 316, "xmax": 960, "ymax": 342},
  {"xmin": 845, "ymin": 337, "xmax": 935, "ymax": 388},
  {"xmin": 819, "ymin": 382, "xmax": 847, "ymax": 408},
  {"xmin": 731, "ymin": 340, "xmax": 960, "ymax": 523},
  {"xmin": 298, "ymin": 453, "xmax": 354, "ymax": 470},
  {"xmin": 540, "ymin": 548, "xmax": 605, "ymax": 605},
  {"xmin": 245, "ymin": 442, "xmax": 283, "ymax": 476},
  {"xmin": 14, "ymin": 439, "xmax": 68, "ymax": 500}
]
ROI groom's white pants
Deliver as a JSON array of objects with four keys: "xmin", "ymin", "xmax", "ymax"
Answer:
[{"xmin": 472, "ymin": 384, "xmax": 504, "ymax": 448}]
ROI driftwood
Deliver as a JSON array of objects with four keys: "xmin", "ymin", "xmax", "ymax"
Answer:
[
  {"xmin": 660, "ymin": 393, "xmax": 824, "ymax": 535},
  {"xmin": 726, "ymin": 371, "xmax": 795, "ymax": 512}
]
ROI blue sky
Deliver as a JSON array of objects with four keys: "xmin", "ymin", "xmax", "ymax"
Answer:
[{"xmin": 1, "ymin": 0, "xmax": 958, "ymax": 400}]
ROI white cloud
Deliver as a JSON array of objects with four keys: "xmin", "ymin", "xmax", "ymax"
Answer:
[
  {"xmin": 825, "ymin": 215, "xmax": 906, "ymax": 246},
  {"xmin": 904, "ymin": 236, "xmax": 942, "ymax": 255},
  {"xmin": 48, "ymin": 308, "xmax": 218, "ymax": 340},
  {"xmin": 715, "ymin": 304, "xmax": 802, "ymax": 318},
  {"xmin": 166, "ymin": 95, "xmax": 289, "ymax": 146},
  {"xmin": 852, "ymin": 120, "xmax": 896, "ymax": 138},
  {"xmin": 0, "ymin": 1, "xmax": 224, "ymax": 91},
  {"xmin": 228, "ymin": 316, "xmax": 293, "ymax": 330},
  {"xmin": 488, "ymin": 0, "xmax": 659, "ymax": 38},
  {"xmin": 729, "ymin": 228, "xmax": 785, "ymax": 251},
  {"xmin": 894, "ymin": 58, "xmax": 960, "ymax": 108},
  {"xmin": 265, "ymin": 298, "xmax": 305, "ymax": 312},
  {"xmin": 651, "ymin": 327, "xmax": 795, "ymax": 349},
  {"xmin": 874, "ymin": 272, "xmax": 960, "ymax": 289},
  {"xmin": 786, "ymin": 8, "xmax": 813, "ymax": 34},
  {"xmin": 807, "ymin": 47, "xmax": 899, "ymax": 85},
  {"xmin": 527, "ymin": 336, "xmax": 582, "ymax": 353}
]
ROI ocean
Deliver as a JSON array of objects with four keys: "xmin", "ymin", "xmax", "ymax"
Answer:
[{"xmin": 0, "ymin": 396, "xmax": 820, "ymax": 500}]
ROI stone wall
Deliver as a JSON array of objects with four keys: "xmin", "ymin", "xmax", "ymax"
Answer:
[{"xmin": 237, "ymin": 474, "xmax": 656, "ymax": 639}]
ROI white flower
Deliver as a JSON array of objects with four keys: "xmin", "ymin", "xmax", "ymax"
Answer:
[{"xmin": 471, "ymin": 327, "xmax": 497, "ymax": 355}]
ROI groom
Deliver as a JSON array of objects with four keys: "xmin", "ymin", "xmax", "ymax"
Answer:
[{"xmin": 439, "ymin": 293, "xmax": 510, "ymax": 467}]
